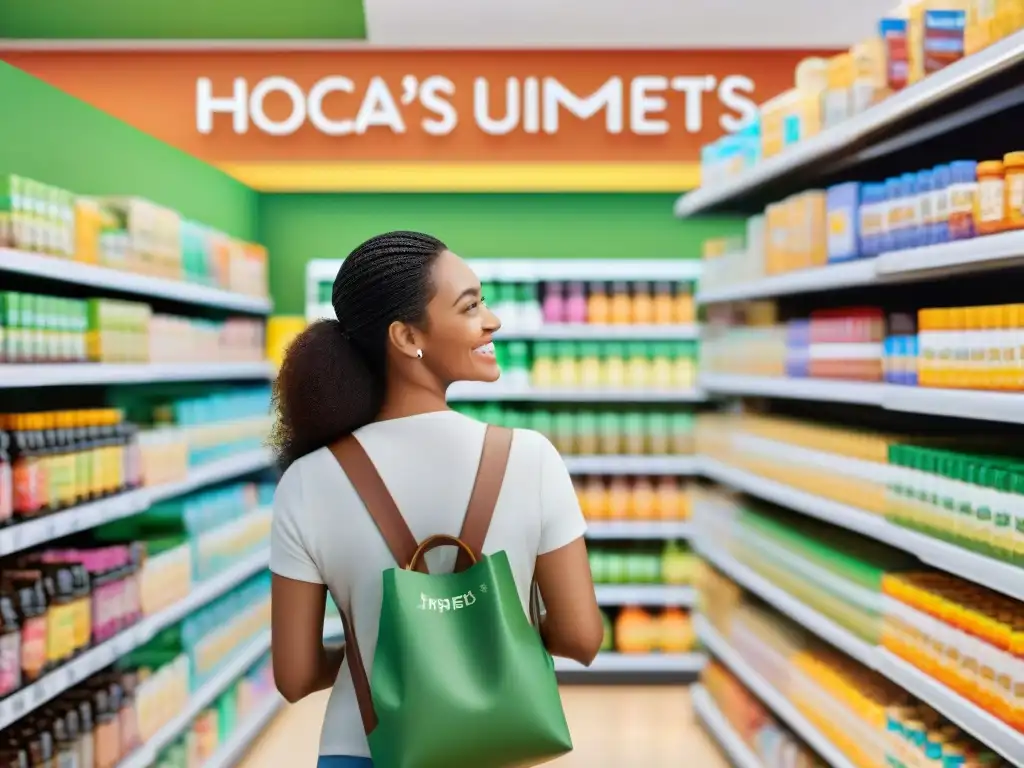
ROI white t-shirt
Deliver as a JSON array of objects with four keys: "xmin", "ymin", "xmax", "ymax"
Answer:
[{"xmin": 269, "ymin": 410, "xmax": 587, "ymax": 758}]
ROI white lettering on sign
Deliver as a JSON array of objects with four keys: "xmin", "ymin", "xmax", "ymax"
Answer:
[{"xmin": 195, "ymin": 74, "xmax": 759, "ymax": 137}]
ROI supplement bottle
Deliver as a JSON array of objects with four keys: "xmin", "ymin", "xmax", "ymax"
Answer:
[
  {"xmin": 948, "ymin": 160, "xmax": 979, "ymax": 240},
  {"xmin": 932, "ymin": 164, "xmax": 952, "ymax": 243},
  {"xmin": 1003, "ymin": 151, "xmax": 1024, "ymax": 229},
  {"xmin": 975, "ymin": 160, "xmax": 1007, "ymax": 236}
]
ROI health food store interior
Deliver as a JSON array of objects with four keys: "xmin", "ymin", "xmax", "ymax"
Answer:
[{"xmin": 2, "ymin": 1, "xmax": 1024, "ymax": 766}]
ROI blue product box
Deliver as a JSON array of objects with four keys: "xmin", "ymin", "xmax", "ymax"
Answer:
[
  {"xmin": 881, "ymin": 177, "xmax": 901, "ymax": 254},
  {"xmin": 900, "ymin": 172, "xmax": 919, "ymax": 250},
  {"xmin": 826, "ymin": 182, "xmax": 862, "ymax": 263},
  {"xmin": 931, "ymin": 164, "xmax": 952, "ymax": 244},
  {"xmin": 915, "ymin": 169, "xmax": 934, "ymax": 248}
]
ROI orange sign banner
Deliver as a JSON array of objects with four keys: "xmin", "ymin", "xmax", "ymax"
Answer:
[{"xmin": 4, "ymin": 49, "xmax": 823, "ymax": 167}]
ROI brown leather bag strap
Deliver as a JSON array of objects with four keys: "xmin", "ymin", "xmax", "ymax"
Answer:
[
  {"xmin": 455, "ymin": 425, "xmax": 514, "ymax": 571},
  {"xmin": 338, "ymin": 609, "xmax": 377, "ymax": 734},
  {"xmin": 331, "ymin": 435, "xmax": 427, "ymax": 574}
]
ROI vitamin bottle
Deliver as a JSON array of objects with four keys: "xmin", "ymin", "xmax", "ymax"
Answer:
[
  {"xmin": 948, "ymin": 160, "xmax": 979, "ymax": 240},
  {"xmin": 1003, "ymin": 151, "xmax": 1024, "ymax": 229},
  {"xmin": 932, "ymin": 164, "xmax": 952, "ymax": 244},
  {"xmin": 975, "ymin": 160, "xmax": 1007, "ymax": 236},
  {"xmin": 586, "ymin": 282, "xmax": 610, "ymax": 325}
]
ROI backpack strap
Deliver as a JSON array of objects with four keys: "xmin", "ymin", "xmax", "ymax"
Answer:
[
  {"xmin": 331, "ymin": 436, "xmax": 428, "ymax": 574},
  {"xmin": 455, "ymin": 425, "xmax": 514, "ymax": 571}
]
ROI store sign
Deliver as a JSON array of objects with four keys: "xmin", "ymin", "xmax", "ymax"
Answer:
[{"xmin": 2, "ymin": 49, "xmax": 822, "ymax": 165}]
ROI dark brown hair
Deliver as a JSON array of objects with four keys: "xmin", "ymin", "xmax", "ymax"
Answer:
[{"xmin": 270, "ymin": 231, "xmax": 446, "ymax": 469}]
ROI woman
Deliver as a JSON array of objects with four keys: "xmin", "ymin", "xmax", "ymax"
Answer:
[{"xmin": 269, "ymin": 231, "xmax": 603, "ymax": 767}]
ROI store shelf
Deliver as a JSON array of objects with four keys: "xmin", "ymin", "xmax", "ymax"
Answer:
[
  {"xmin": 697, "ymin": 260, "xmax": 878, "ymax": 304},
  {"xmin": 0, "ymin": 248, "xmax": 273, "ymax": 314},
  {"xmin": 695, "ymin": 543, "xmax": 879, "ymax": 669},
  {"xmin": 593, "ymin": 584, "xmax": 694, "ymax": 606},
  {"xmin": 698, "ymin": 457, "xmax": 1024, "ymax": 602},
  {"xmin": 148, "ymin": 449, "xmax": 274, "ymax": 504},
  {"xmin": 447, "ymin": 384, "xmax": 705, "ymax": 402},
  {"xmin": 673, "ymin": 29, "xmax": 1024, "ymax": 217},
  {"xmin": 555, "ymin": 652, "xmax": 705, "ymax": 674},
  {"xmin": 699, "ymin": 374, "xmax": 885, "ymax": 406},
  {"xmin": 203, "ymin": 694, "xmax": 284, "ymax": 768},
  {"xmin": 694, "ymin": 616, "xmax": 858, "ymax": 768},
  {"xmin": 308, "ymin": 258, "xmax": 702, "ymax": 286},
  {"xmin": 876, "ymin": 650, "xmax": 1024, "ymax": 766},
  {"xmin": 883, "ymin": 385, "xmax": 1024, "ymax": 425},
  {"xmin": 562, "ymin": 455, "xmax": 699, "ymax": 475},
  {"xmin": 500, "ymin": 325, "xmax": 701, "ymax": 341},
  {"xmin": 0, "ymin": 549, "xmax": 269, "ymax": 730},
  {"xmin": 0, "ymin": 361, "xmax": 275, "ymax": 388},
  {"xmin": 876, "ymin": 229, "xmax": 1024, "ymax": 281},
  {"xmin": 586, "ymin": 521, "xmax": 692, "ymax": 540},
  {"xmin": 692, "ymin": 684, "xmax": 764, "ymax": 768},
  {"xmin": 0, "ymin": 449, "xmax": 274, "ymax": 557}
]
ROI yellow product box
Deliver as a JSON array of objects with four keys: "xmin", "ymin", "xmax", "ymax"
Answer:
[
  {"xmin": 907, "ymin": 0, "xmax": 927, "ymax": 84},
  {"xmin": 98, "ymin": 197, "xmax": 183, "ymax": 278},
  {"xmin": 823, "ymin": 53, "xmax": 855, "ymax": 128},
  {"xmin": 802, "ymin": 190, "xmax": 829, "ymax": 268},
  {"xmin": 994, "ymin": 0, "xmax": 1024, "ymax": 39},
  {"xmin": 852, "ymin": 38, "xmax": 888, "ymax": 113},
  {"xmin": 968, "ymin": 0, "xmax": 998, "ymax": 53},
  {"xmin": 73, "ymin": 197, "xmax": 103, "ymax": 265}
]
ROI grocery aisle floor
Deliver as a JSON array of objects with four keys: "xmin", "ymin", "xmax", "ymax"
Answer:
[{"xmin": 238, "ymin": 686, "xmax": 726, "ymax": 767}]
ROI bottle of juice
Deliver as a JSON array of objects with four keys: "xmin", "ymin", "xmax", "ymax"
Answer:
[
  {"xmin": 646, "ymin": 411, "xmax": 670, "ymax": 455},
  {"xmin": 655, "ymin": 477, "xmax": 682, "ymax": 519},
  {"xmin": 506, "ymin": 341, "xmax": 531, "ymax": 391},
  {"xmin": 672, "ymin": 343, "xmax": 697, "ymax": 389},
  {"xmin": 565, "ymin": 282, "xmax": 588, "ymax": 324},
  {"xmin": 629, "ymin": 477, "xmax": 656, "ymax": 520},
  {"xmin": 542, "ymin": 282, "xmax": 565, "ymax": 325},
  {"xmin": 553, "ymin": 412, "xmax": 576, "ymax": 456},
  {"xmin": 598, "ymin": 412, "xmax": 622, "ymax": 456},
  {"xmin": 653, "ymin": 282, "xmax": 675, "ymax": 324},
  {"xmin": 607, "ymin": 476, "xmax": 631, "ymax": 519},
  {"xmin": 631, "ymin": 281, "xmax": 654, "ymax": 325},
  {"xmin": 610, "ymin": 282, "xmax": 632, "ymax": 325},
  {"xmin": 518, "ymin": 283, "xmax": 543, "ymax": 332},
  {"xmin": 615, "ymin": 607, "xmax": 653, "ymax": 654},
  {"xmin": 623, "ymin": 412, "xmax": 646, "ymax": 456},
  {"xmin": 674, "ymin": 282, "xmax": 695, "ymax": 324},
  {"xmin": 555, "ymin": 342, "xmax": 579, "ymax": 388},
  {"xmin": 651, "ymin": 343, "xmax": 674, "ymax": 389},
  {"xmin": 530, "ymin": 410, "xmax": 554, "ymax": 443},
  {"xmin": 659, "ymin": 608, "xmax": 693, "ymax": 653},
  {"xmin": 580, "ymin": 476, "xmax": 608, "ymax": 520},
  {"xmin": 576, "ymin": 411, "xmax": 599, "ymax": 456},
  {"xmin": 495, "ymin": 283, "xmax": 519, "ymax": 331},
  {"xmin": 579, "ymin": 342, "xmax": 602, "ymax": 389},
  {"xmin": 626, "ymin": 342, "xmax": 650, "ymax": 390},
  {"xmin": 531, "ymin": 342, "xmax": 556, "ymax": 388},
  {"xmin": 587, "ymin": 282, "xmax": 610, "ymax": 325},
  {"xmin": 603, "ymin": 342, "xmax": 627, "ymax": 389}
]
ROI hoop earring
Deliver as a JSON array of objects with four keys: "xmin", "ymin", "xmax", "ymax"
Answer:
[{"xmin": 416, "ymin": 349, "xmax": 424, "ymax": 359}]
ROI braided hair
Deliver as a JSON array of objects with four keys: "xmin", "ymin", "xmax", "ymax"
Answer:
[{"xmin": 271, "ymin": 231, "xmax": 447, "ymax": 469}]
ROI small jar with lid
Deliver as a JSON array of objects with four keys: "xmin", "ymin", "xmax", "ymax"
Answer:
[
  {"xmin": 1003, "ymin": 151, "xmax": 1024, "ymax": 230},
  {"xmin": 975, "ymin": 159, "xmax": 1006, "ymax": 236}
]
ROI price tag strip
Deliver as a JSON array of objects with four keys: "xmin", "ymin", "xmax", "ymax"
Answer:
[{"xmin": 0, "ymin": 550, "xmax": 270, "ymax": 731}]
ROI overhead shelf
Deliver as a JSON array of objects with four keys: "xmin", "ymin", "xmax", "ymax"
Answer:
[
  {"xmin": 499, "ymin": 324, "xmax": 700, "ymax": 341},
  {"xmin": 691, "ymin": 684, "xmax": 764, "ymax": 768},
  {"xmin": 0, "ymin": 362, "xmax": 275, "ymax": 388},
  {"xmin": 673, "ymin": 29, "xmax": 1024, "ymax": 217},
  {"xmin": 695, "ymin": 616, "xmax": 858, "ymax": 768},
  {"xmin": 697, "ymin": 231, "xmax": 1024, "ymax": 305},
  {"xmin": 698, "ymin": 457, "xmax": 1024, "ymax": 603},
  {"xmin": 0, "ymin": 248, "xmax": 274, "ymax": 315},
  {"xmin": 562, "ymin": 455, "xmax": 699, "ymax": 475},
  {"xmin": 700, "ymin": 373, "xmax": 1024, "ymax": 426},
  {"xmin": 593, "ymin": 584, "xmax": 695, "ymax": 606},
  {"xmin": 695, "ymin": 542, "xmax": 1024, "ymax": 766},
  {"xmin": 447, "ymin": 384, "xmax": 705, "ymax": 402},
  {"xmin": 585, "ymin": 521, "xmax": 692, "ymax": 540},
  {"xmin": 0, "ymin": 550, "xmax": 269, "ymax": 730}
]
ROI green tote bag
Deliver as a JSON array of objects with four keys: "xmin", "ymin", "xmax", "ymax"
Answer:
[{"xmin": 332, "ymin": 425, "xmax": 573, "ymax": 768}]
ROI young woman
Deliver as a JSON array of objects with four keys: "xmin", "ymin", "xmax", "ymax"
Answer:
[{"xmin": 269, "ymin": 231, "xmax": 603, "ymax": 767}]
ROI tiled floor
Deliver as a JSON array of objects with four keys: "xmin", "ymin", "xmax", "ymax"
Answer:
[{"xmin": 238, "ymin": 685, "xmax": 727, "ymax": 768}]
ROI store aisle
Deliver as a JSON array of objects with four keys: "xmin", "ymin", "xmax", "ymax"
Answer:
[{"xmin": 238, "ymin": 686, "xmax": 726, "ymax": 767}]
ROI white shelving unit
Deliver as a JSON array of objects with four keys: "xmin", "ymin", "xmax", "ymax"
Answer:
[
  {"xmin": 0, "ymin": 248, "xmax": 273, "ymax": 314},
  {"xmin": 562, "ymin": 456, "xmax": 698, "ymax": 475},
  {"xmin": 695, "ymin": 617, "xmax": 858, "ymax": 768},
  {"xmin": 695, "ymin": 542, "xmax": 1024, "ymax": 765},
  {"xmin": 698, "ymin": 456, "xmax": 1024, "ymax": 602},
  {"xmin": 593, "ymin": 584, "xmax": 695, "ymax": 607},
  {"xmin": 555, "ymin": 652, "xmax": 705, "ymax": 674},
  {"xmin": 0, "ymin": 448, "xmax": 273, "ymax": 556},
  {"xmin": 674, "ymin": 30, "xmax": 1024, "ymax": 218},
  {"xmin": 699, "ymin": 374, "xmax": 884, "ymax": 406},
  {"xmin": 0, "ymin": 362, "xmax": 274, "ymax": 388},
  {"xmin": 0, "ymin": 550, "xmax": 269, "ymax": 729},
  {"xmin": 501, "ymin": 324, "xmax": 700, "ymax": 341},
  {"xmin": 692, "ymin": 684, "xmax": 764, "ymax": 768},
  {"xmin": 586, "ymin": 521, "xmax": 692, "ymax": 540}
]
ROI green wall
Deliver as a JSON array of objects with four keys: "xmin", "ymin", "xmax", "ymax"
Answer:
[
  {"xmin": 258, "ymin": 193, "xmax": 743, "ymax": 315},
  {"xmin": 0, "ymin": 61, "xmax": 258, "ymax": 240},
  {"xmin": 0, "ymin": 0, "xmax": 367, "ymax": 39}
]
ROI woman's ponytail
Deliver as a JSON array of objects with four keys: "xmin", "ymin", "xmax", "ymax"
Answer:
[{"xmin": 270, "ymin": 231, "xmax": 447, "ymax": 470}]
